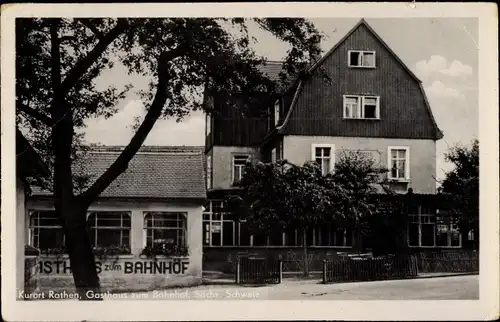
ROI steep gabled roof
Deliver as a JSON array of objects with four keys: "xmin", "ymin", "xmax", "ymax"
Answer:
[
  {"xmin": 276, "ymin": 18, "xmax": 443, "ymax": 140},
  {"xmin": 308, "ymin": 18, "xmax": 422, "ymax": 83}
]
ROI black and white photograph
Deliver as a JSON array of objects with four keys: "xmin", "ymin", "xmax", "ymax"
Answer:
[{"xmin": 1, "ymin": 2, "xmax": 498, "ymax": 321}]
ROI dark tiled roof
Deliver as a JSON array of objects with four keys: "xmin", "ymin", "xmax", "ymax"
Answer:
[
  {"xmin": 33, "ymin": 146, "xmax": 206, "ymax": 200},
  {"xmin": 256, "ymin": 61, "xmax": 287, "ymax": 83},
  {"xmin": 93, "ymin": 145, "xmax": 204, "ymax": 154},
  {"xmin": 256, "ymin": 61, "xmax": 308, "ymax": 95}
]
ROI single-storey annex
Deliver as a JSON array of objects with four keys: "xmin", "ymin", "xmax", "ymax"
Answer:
[{"xmin": 25, "ymin": 145, "xmax": 206, "ymax": 294}]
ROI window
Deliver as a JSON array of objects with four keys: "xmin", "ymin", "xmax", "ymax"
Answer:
[
  {"xmin": 348, "ymin": 50, "xmax": 376, "ymax": 68},
  {"xmin": 206, "ymin": 156, "xmax": 212, "ymax": 189},
  {"xmin": 314, "ymin": 226, "xmax": 353, "ymax": 247},
  {"xmin": 409, "ymin": 212, "xmax": 435, "ymax": 247},
  {"xmin": 232, "ymin": 155, "xmax": 249, "ymax": 185},
  {"xmin": 284, "ymin": 227, "xmax": 298, "ymax": 246},
  {"xmin": 343, "ymin": 95, "xmax": 380, "ymax": 119},
  {"xmin": 363, "ymin": 97, "xmax": 378, "ymax": 119},
  {"xmin": 87, "ymin": 212, "xmax": 131, "ymax": 250},
  {"xmin": 203, "ymin": 200, "xmax": 238, "ymax": 246},
  {"xmin": 253, "ymin": 232, "xmax": 269, "ymax": 246},
  {"xmin": 388, "ymin": 146, "xmax": 410, "ymax": 180},
  {"xmin": 312, "ymin": 144, "xmax": 335, "ymax": 175},
  {"xmin": 436, "ymin": 216, "xmax": 461, "ymax": 247},
  {"xmin": 408, "ymin": 207, "xmax": 461, "ymax": 248},
  {"xmin": 205, "ymin": 113, "xmax": 212, "ymax": 137},
  {"xmin": 468, "ymin": 229, "xmax": 475, "ymax": 241},
  {"xmin": 280, "ymin": 226, "xmax": 353, "ymax": 247},
  {"xmin": 29, "ymin": 211, "xmax": 65, "ymax": 250},
  {"xmin": 274, "ymin": 99, "xmax": 280, "ymax": 126},
  {"xmin": 238, "ymin": 221, "xmax": 251, "ymax": 246},
  {"xmin": 344, "ymin": 96, "xmax": 360, "ymax": 119},
  {"xmin": 144, "ymin": 212, "xmax": 187, "ymax": 247}
]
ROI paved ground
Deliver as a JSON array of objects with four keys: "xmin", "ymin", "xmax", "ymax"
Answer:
[{"xmin": 112, "ymin": 275, "xmax": 479, "ymax": 300}]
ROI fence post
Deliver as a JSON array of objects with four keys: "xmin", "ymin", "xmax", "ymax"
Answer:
[
  {"xmin": 413, "ymin": 255, "xmax": 419, "ymax": 276},
  {"xmin": 236, "ymin": 257, "xmax": 240, "ymax": 284},
  {"xmin": 322, "ymin": 260, "xmax": 327, "ymax": 284},
  {"xmin": 279, "ymin": 260, "xmax": 283, "ymax": 284}
]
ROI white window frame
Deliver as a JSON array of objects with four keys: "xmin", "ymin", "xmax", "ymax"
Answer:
[
  {"xmin": 205, "ymin": 113, "xmax": 212, "ymax": 137},
  {"xmin": 206, "ymin": 155, "xmax": 212, "ymax": 189},
  {"xmin": 274, "ymin": 99, "xmax": 280, "ymax": 126},
  {"xmin": 87, "ymin": 211, "xmax": 132, "ymax": 250},
  {"xmin": 311, "ymin": 144, "xmax": 335, "ymax": 175},
  {"xmin": 232, "ymin": 155, "xmax": 249, "ymax": 185},
  {"xmin": 343, "ymin": 95, "xmax": 380, "ymax": 120},
  {"xmin": 313, "ymin": 226, "xmax": 353, "ymax": 248},
  {"xmin": 271, "ymin": 148, "xmax": 277, "ymax": 163},
  {"xmin": 28, "ymin": 210, "xmax": 65, "ymax": 251},
  {"xmin": 387, "ymin": 146, "xmax": 410, "ymax": 181},
  {"xmin": 435, "ymin": 217, "xmax": 462, "ymax": 247},
  {"xmin": 202, "ymin": 200, "xmax": 238, "ymax": 247},
  {"xmin": 143, "ymin": 212, "xmax": 187, "ymax": 248},
  {"xmin": 348, "ymin": 50, "xmax": 376, "ymax": 68},
  {"xmin": 407, "ymin": 207, "xmax": 462, "ymax": 248}
]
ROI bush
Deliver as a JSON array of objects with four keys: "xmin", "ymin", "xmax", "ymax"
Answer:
[{"xmin": 93, "ymin": 245, "xmax": 130, "ymax": 260}]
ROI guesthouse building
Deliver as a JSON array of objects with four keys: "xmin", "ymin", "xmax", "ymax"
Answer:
[
  {"xmin": 25, "ymin": 146, "xmax": 206, "ymax": 293},
  {"xmin": 202, "ymin": 18, "xmax": 464, "ymax": 272}
]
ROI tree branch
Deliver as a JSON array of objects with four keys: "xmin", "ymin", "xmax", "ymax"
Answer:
[
  {"xmin": 78, "ymin": 51, "xmax": 178, "ymax": 206},
  {"xmin": 57, "ymin": 19, "xmax": 128, "ymax": 99},
  {"xmin": 50, "ymin": 19, "xmax": 62, "ymax": 105},
  {"xmin": 80, "ymin": 20, "xmax": 104, "ymax": 39},
  {"xmin": 17, "ymin": 102, "xmax": 55, "ymax": 126}
]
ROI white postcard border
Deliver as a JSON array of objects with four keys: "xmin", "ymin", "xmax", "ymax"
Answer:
[{"xmin": 1, "ymin": 2, "xmax": 498, "ymax": 321}]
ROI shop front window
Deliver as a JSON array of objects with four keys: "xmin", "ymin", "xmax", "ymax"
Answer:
[
  {"xmin": 88, "ymin": 211, "xmax": 131, "ymax": 250},
  {"xmin": 408, "ymin": 206, "xmax": 461, "ymax": 247},
  {"xmin": 144, "ymin": 212, "xmax": 187, "ymax": 247},
  {"xmin": 29, "ymin": 210, "xmax": 65, "ymax": 251}
]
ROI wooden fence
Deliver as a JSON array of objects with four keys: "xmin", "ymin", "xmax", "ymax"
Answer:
[
  {"xmin": 419, "ymin": 251, "xmax": 479, "ymax": 273},
  {"xmin": 322, "ymin": 255, "xmax": 419, "ymax": 283},
  {"xmin": 236, "ymin": 257, "xmax": 282, "ymax": 285}
]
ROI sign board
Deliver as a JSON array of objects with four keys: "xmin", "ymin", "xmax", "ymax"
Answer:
[{"xmin": 36, "ymin": 257, "xmax": 190, "ymax": 276}]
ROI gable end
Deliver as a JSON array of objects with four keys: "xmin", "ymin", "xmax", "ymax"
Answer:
[{"xmin": 277, "ymin": 18, "xmax": 443, "ymax": 141}]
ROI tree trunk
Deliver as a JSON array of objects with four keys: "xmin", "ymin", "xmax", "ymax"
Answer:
[
  {"xmin": 302, "ymin": 229, "xmax": 309, "ymax": 277},
  {"xmin": 60, "ymin": 201, "xmax": 101, "ymax": 300}
]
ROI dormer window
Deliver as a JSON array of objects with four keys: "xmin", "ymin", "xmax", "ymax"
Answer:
[
  {"xmin": 274, "ymin": 99, "xmax": 281, "ymax": 126},
  {"xmin": 348, "ymin": 50, "xmax": 376, "ymax": 68},
  {"xmin": 343, "ymin": 95, "xmax": 380, "ymax": 119}
]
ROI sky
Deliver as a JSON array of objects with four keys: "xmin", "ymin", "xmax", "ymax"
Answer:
[{"xmin": 82, "ymin": 18, "xmax": 479, "ymax": 181}]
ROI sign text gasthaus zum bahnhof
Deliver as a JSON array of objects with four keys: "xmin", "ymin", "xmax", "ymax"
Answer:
[{"xmin": 36, "ymin": 259, "xmax": 189, "ymax": 275}]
